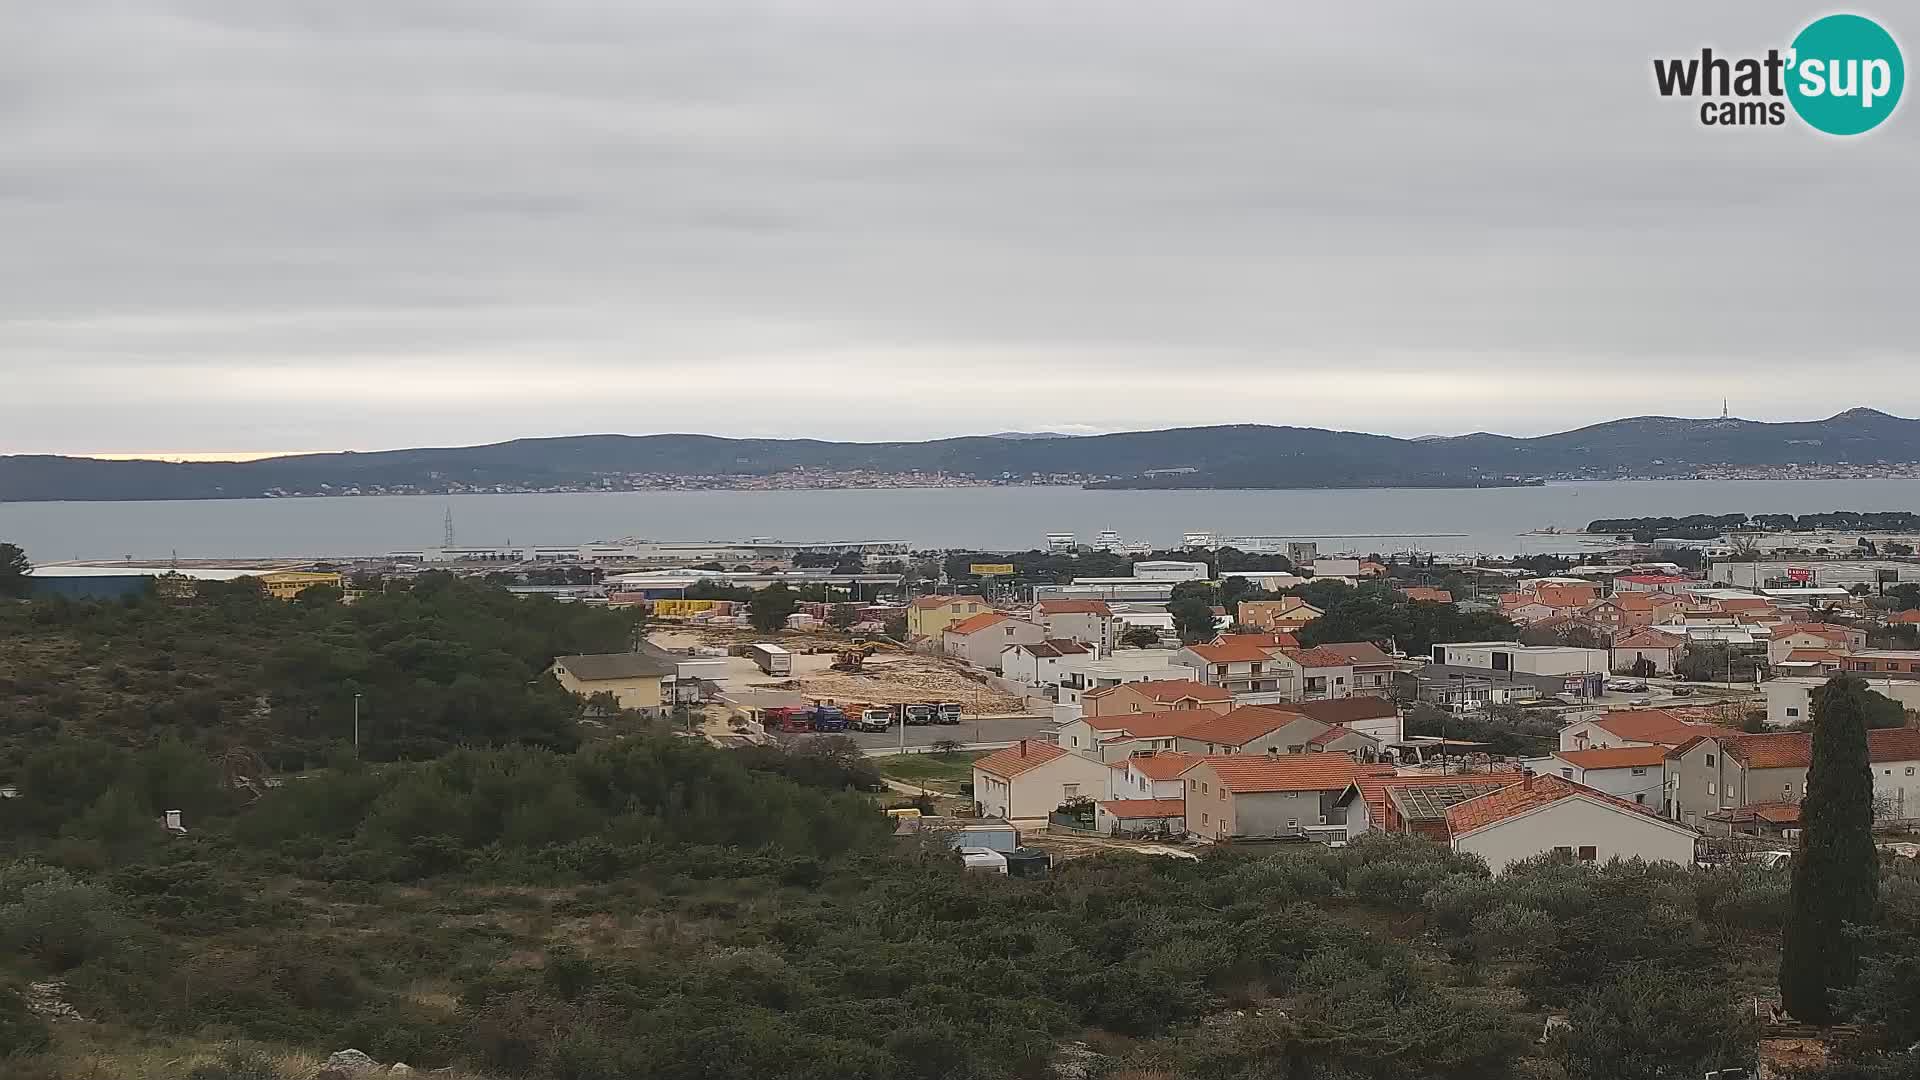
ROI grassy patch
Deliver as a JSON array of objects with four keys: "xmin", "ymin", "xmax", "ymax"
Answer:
[{"xmin": 872, "ymin": 751, "xmax": 984, "ymax": 792}]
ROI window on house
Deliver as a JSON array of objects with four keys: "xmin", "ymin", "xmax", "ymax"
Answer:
[
  {"xmin": 1578, "ymin": 846, "xmax": 1597, "ymax": 862},
  {"xmin": 1063, "ymin": 784, "xmax": 1078, "ymax": 798},
  {"xmin": 1908, "ymin": 767, "xmax": 1916, "ymax": 776},
  {"xmin": 1287, "ymin": 819, "xmax": 1298, "ymax": 829},
  {"xmin": 1218, "ymin": 789, "xmax": 1225, "ymax": 800},
  {"xmin": 1708, "ymin": 782, "xmax": 1717, "ymax": 796},
  {"xmin": 1553, "ymin": 845, "xmax": 1573, "ymax": 857},
  {"xmin": 1784, "ymin": 783, "xmax": 1792, "ymax": 793},
  {"xmin": 1190, "ymin": 779, "xmax": 1197, "ymax": 792},
  {"xmin": 1631, "ymin": 767, "xmax": 1646, "ymax": 776},
  {"xmin": 1201, "ymin": 782, "xmax": 1209, "ymax": 794},
  {"xmin": 1201, "ymin": 812, "xmax": 1209, "ymax": 824},
  {"xmin": 1635, "ymin": 794, "xmax": 1646, "ymax": 805},
  {"xmin": 1786, "ymin": 707, "xmax": 1800, "ymax": 717},
  {"xmin": 1560, "ymin": 768, "xmax": 1573, "ymax": 779},
  {"xmin": 1706, "ymin": 754, "xmax": 1716, "ymax": 767},
  {"xmin": 1132, "ymin": 703, "xmax": 1142, "ymax": 712}
]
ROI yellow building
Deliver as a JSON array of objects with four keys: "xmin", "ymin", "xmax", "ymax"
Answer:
[
  {"xmin": 906, "ymin": 593, "xmax": 990, "ymax": 640},
  {"xmin": 549, "ymin": 651, "xmax": 675, "ymax": 717},
  {"xmin": 259, "ymin": 571, "xmax": 344, "ymax": 601}
]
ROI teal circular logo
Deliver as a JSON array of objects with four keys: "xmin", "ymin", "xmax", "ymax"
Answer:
[{"xmin": 1787, "ymin": 14, "xmax": 1904, "ymax": 135}]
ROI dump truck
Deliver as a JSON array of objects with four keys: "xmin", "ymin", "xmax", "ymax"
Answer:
[
  {"xmin": 765, "ymin": 706, "xmax": 812, "ymax": 733},
  {"xmin": 904, "ymin": 703, "xmax": 937, "ymax": 726},
  {"xmin": 855, "ymin": 707, "xmax": 894, "ymax": 733},
  {"xmin": 937, "ymin": 702, "xmax": 963, "ymax": 725},
  {"xmin": 809, "ymin": 704, "xmax": 850, "ymax": 733}
]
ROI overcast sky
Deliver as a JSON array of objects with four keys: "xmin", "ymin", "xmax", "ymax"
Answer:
[{"xmin": 5, "ymin": 2, "xmax": 1918, "ymax": 456}]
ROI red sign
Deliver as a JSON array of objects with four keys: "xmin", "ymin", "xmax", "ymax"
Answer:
[{"xmin": 1787, "ymin": 567, "xmax": 1813, "ymax": 583}]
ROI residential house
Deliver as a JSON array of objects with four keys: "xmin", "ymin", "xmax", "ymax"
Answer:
[
  {"xmin": 906, "ymin": 593, "xmax": 989, "ymax": 639},
  {"xmin": 1212, "ymin": 631, "xmax": 1301, "ymax": 649},
  {"xmin": 1584, "ymin": 592, "xmax": 1679, "ymax": 633},
  {"xmin": 1032, "ymin": 599, "xmax": 1116, "ymax": 651},
  {"xmin": 1288, "ymin": 695, "xmax": 1405, "ymax": 743},
  {"xmin": 971, "ymin": 739, "xmax": 1114, "ymax": 820},
  {"xmin": 1841, "ymin": 650, "xmax": 1920, "ymax": 676},
  {"xmin": 1179, "ymin": 639, "xmax": 1293, "ymax": 696},
  {"xmin": 1399, "ymin": 586, "xmax": 1453, "ymax": 604},
  {"xmin": 1309, "ymin": 642, "xmax": 1399, "ymax": 697},
  {"xmin": 1106, "ymin": 750, "xmax": 1202, "ymax": 800},
  {"xmin": 1081, "ymin": 679, "xmax": 1233, "ymax": 718},
  {"xmin": 1432, "ymin": 641, "xmax": 1609, "ymax": 677},
  {"xmin": 1766, "ymin": 623, "xmax": 1868, "ymax": 665},
  {"xmin": 1445, "ymin": 773, "xmax": 1700, "ymax": 873},
  {"xmin": 1236, "ymin": 598, "xmax": 1324, "ymax": 632},
  {"xmin": 943, "ymin": 613, "xmax": 1045, "ymax": 671},
  {"xmin": 1275, "ymin": 646, "xmax": 1357, "ymax": 701},
  {"xmin": 1535, "ymin": 746, "xmax": 1668, "ymax": 808},
  {"xmin": 1336, "ymin": 772, "xmax": 1525, "ymax": 839},
  {"xmin": 1558, "ymin": 709, "xmax": 1739, "ymax": 752},
  {"xmin": 550, "ymin": 651, "xmax": 675, "ymax": 716},
  {"xmin": 1172, "ymin": 706, "xmax": 1335, "ymax": 757},
  {"xmin": 1057, "ymin": 709, "xmax": 1220, "ymax": 761},
  {"xmin": 1058, "ymin": 655, "xmax": 1205, "ymax": 708},
  {"xmin": 1665, "ymin": 727, "xmax": 1920, "ymax": 826},
  {"xmin": 1775, "ymin": 650, "xmax": 1847, "ymax": 678},
  {"xmin": 1611, "ymin": 628, "xmax": 1687, "ymax": 675},
  {"xmin": 1000, "ymin": 639, "xmax": 1092, "ymax": 688},
  {"xmin": 1094, "ymin": 798, "xmax": 1188, "ymax": 836},
  {"xmin": 1765, "ymin": 675, "xmax": 1920, "ymax": 728},
  {"xmin": 1886, "ymin": 610, "xmax": 1920, "ymax": 626},
  {"xmin": 1179, "ymin": 754, "xmax": 1386, "ymax": 842}
]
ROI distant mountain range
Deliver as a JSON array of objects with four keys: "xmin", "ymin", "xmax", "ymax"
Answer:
[{"xmin": 4, "ymin": 409, "xmax": 1919, "ymax": 501}]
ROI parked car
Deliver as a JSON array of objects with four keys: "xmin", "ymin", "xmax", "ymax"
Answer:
[
  {"xmin": 1605, "ymin": 679, "xmax": 1648, "ymax": 693},
  {"xmin": 1670, "ymin": 686, "xmax": 1695, "ymax": 696},
  {"xmin": 1629, "ymin": 697, "xmax": 1653, "ymax": 707}
]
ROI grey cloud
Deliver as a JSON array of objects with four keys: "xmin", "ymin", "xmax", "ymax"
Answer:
[{"xmin": 3, "ymin": 1, "xmax": 1917, "ymax": 452}]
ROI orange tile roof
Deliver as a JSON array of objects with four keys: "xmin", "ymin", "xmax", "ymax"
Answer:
[
  {"xmin": 1748, "ymin": 802, "xmax": 1802, "ymax": 824},
  {"xmin": 1192, "ymin": 753, "xmax": 1388, "ymax": 793},
  {"xmin": 1400, "ymin": 587, "xmax": 1453, "ymax": 604},
  {"xmin": 1445, "ymin": 774, "xmax": 1671, "ymax": 837},
  {"xmin": 1713, "ymin": 728, "xmax": 1920, "ymax": 770},
  {"xmin": 1282, "ymin": 646, "xmax": 1356, "ymax": 668},
  {"xmin": 1782, "ymin": 649, "xmax": 1845, "ymax": 664},
  {"xmin": 945, "ymin": 612, "xmax": 1007, "ymax": 635},
  {"xmin": 1590, "ymin": 709, "xmax": 1739, "ymax": 746},
  {"xmin": 1187, "ymin": 640, "xmax": 1282, "ymax": 663},
  {"xmin": 1082, "ymin": 709, "xmax": 1219, "ymax": 738},
  {"xmin": 1098, "ymin": 798, "xmax": 1188, "ymax": 819},
  {"xmin": 1608, "ymin": 593, "xmax": 1660, "ymax": 611},
  {"xmin": 1310, "ymin": 641, "xmax": 1395, "ymax": 665},
  {"xmin": 1774, "ymin": 623, "xmax": 1851, "ymax": 640},
  {"xmin": 913, "ymin": 593, "xmax": 985, "ymax": 610},
  {"xmin": 1554, "ymin": 745, "xmax": 1670, "ymax": 770},
  {"xmin": 973, "ymin": 739, "xmax": 1068, "ymax": 779},
  {"xmin": 1107, "ymin": 679, "xmax": 1232, "ymax": 703},
  {"xmin": 1213, "ymin": 632, "xmax": 1300, "ymax": 649},
  {"xmin": 1180, "ymin": 705, "xmax": 1314, "ymax": 747},
  {"xmin": 1534, "ymin": 584, "xmax": 1600, "ymax": 608},
  {"xmin": 1306, "ymin": 724, "xmax": 1355, "ymax": 746},
  {"xmin": 1887, "ymin": 610, "xmax": 1920, "ymax": 624},
  {"xmin": 1116, "ymin": 751, "xmax": 1203, "ymax": 780},
  {"xmin": 1036, "ymin": 599, "xmax": 1113, "ymax": 616}
]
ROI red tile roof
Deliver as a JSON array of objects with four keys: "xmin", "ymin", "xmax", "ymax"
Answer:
[
  {"xmin": 1774, "ymin": 623, "xmax": 1852, "ymax": 641},
  {"xmin": 1445, "ymin": 774, "xmax": 1674, "ymax": 837},
  {"xmin": 1310, "ymin": 641, "xmax": 1396, "ymax": 665},
  {"xmin": 1749, "ymin": 802, "xmax": 1802, "ymax": 824},
  {"xmin": 1306, "ymin": 724, "xmax": 1354, "ymax": 746},
  {"xmin": 1213, "ymin": 632, "xmax": 1301, "ymax": 650},
  {"xmin": 912, "ymin": 593, "xmax": 985, "ymax": 610},
  {"xmin": 1082, "ymin": 708, "xmax": 1221, "ymax": 738},
  {"xmin": 1618, "ymin": 574, "xmax": 1693, "ymax": 586},
  {"xmin": 1179, "ymin": 706, "xmax": 1314, "ymax": 748},
  {"xmin": 1098, "ymin": 798, "xmax": 1188, "ymax": 819},
  {"xmin": 1554, "ymin": 745, "xmax": 1670, "ymax": 770},
  {"xmin": 973, "ymin": 739, "xmax": 1069, "ymax": 779},
  {"xmin": 1191, "ymin": 753, "xmax": 1389, "ymax": 794},
  {"xmin": 1090, "ymin": 679, "xmax": 1231, "ymax": 704},
  {"xmin": 1782, "ymin": 649, "xmax": 1845, "ymax": 664},
  {"xmin": 1186, "ymin": 640, "xmax": 1282, "ymax": 663},
  {"xmin": 1036, "ymin": 600, "xmax": 1113, "ymax": 616},
  {"xmin": 1710, "ymin": 727, "xmax": 1920, "ymax": 770},
  {"xmin": 1282, "ymin": 646, "xmax": 1357, "ymax": 668},
  {"xmin": 1116, "ymin": 751, "xmax": 1203, "ymax": 780},
  {"xmin": 1399, "ymin": 587, "xmax": 1453, "ymax": 604},
  {"xmin": 1589, "ymin": 709, "xmax": 1739, "ymax": 746},
  {"xmin": 945, "ymin": 612, "xmax": 1007, "ymax": 635},
  {"xmin": 1887, "ymin": 610, "xmax": 1920, "ymax": 625}
]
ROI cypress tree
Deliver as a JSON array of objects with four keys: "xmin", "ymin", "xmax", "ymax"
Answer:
[{"xmin": 1779, "ymin": 674, "xmax": 1881, "ymax": 1023}]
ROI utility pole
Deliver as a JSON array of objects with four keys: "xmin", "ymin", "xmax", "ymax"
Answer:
[{"xmin": 353, "ymin": 692, "xmax": 362, "ymax": 754}]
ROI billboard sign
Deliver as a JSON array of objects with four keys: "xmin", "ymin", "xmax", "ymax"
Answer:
[
  {"xmin": 1787, "ymin": 567, "xmax": 1813, "ymax": 583},
  {"xmin": 970, "ymin": 563, "xmax": 1015, "ymax": 577}
]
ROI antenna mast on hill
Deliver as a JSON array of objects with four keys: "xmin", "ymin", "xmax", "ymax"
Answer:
[
  {"xmin": 443, "ymin": 507, "xmax": 456, "ymax": 548},
  {"xmin": 1721, "ymin": 398, "xmax": 1730, "ymax": 420}
]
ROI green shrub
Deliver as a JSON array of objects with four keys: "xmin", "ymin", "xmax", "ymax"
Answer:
[{"xmin": 0, "ymin": 985, "xmax": 52, "ymax": 1058}]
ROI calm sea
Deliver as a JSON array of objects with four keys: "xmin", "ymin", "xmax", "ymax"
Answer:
[{"xmin": 5, "ymin": 479, "xmax": 1920, "ymax": 563}]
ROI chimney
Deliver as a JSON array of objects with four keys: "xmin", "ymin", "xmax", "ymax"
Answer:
[
  {"xmin": 1521, "ymin": 769, "xmax": 1534, "ymax": 791},
  {"xmin": 1019, "ymin": 739, "xmax": 1027, "ymax": 758}
]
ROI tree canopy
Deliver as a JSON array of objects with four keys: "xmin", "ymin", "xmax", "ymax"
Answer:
[{"xmin": 0, "ymin": 542, "xmax": 30, "ymax": 598}]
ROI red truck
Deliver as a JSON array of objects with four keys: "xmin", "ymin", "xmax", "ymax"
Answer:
[{"xmin": 764, "ymin": 706, "xmax": 813, "ymax": 734}]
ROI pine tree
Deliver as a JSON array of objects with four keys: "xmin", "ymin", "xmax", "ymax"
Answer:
[{"xmin": 1780, "ymin": 674, "xmax": 1881, "ymax": 1023}]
